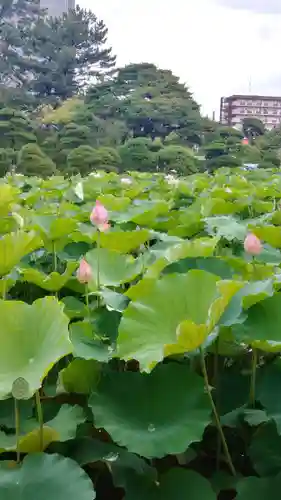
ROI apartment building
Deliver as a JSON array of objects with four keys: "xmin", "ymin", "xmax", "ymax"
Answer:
[
  {"xmin": 40, "ymin": 0, "xmax": 75, "ymax": 17},
  {"xmin": 220, "ymin": 95, "xmax": 281, "ymax": 130}
]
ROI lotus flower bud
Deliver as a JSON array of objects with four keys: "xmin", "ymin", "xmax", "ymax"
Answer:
[
  {"xmin": 244, "ymin": 233, "xmax": 262, "ymax": 256},
  {"xmin": 77, "ymin": 258, "xmax": 92, "ymax": 284},
  {"xmin": 90, "ymin": 200, "xmax": 110, "ymax": 231}
]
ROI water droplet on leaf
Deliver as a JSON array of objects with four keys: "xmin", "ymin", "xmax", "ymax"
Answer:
[{"xmin": 104, "ymin": 452, "xmax": 119, "ymax": 462}]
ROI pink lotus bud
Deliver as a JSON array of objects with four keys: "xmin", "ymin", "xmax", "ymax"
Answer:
[
  {"xmin": 90, "ymin": 200, "xmax": 109, "ymax": 230},
  {"xmin": 244, "ymin": 233, "xmax": 262, "ymax": 255},
  {"xmin": 77, "ymin": 258, "xmax": 92, "ymax": 284}
]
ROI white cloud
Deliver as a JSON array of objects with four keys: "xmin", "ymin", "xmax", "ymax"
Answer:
[
  {"xmin": 79, "ymin": 0, "xmax": 281, "ymax": 117},
  {"xmin": 215, "ymin": 0, "xmax": 281, "ymax": 14}
]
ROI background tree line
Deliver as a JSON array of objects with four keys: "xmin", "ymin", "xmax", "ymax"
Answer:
[{"xmin": 0, "ymin": 0, "xmax": 280, "ymax": 177}]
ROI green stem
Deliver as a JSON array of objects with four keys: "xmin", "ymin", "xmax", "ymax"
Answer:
[
  {"xmin": 96, "ymin": 230, "xmax": 100, "ymax": 307},
  {"xmin": 35, "ymin": 390, "xmax": 44, "ymax": 452},
  {"xmin": 200, "ymin": 348, "xmax": 236, "ymax": 476},
  {"xmin": 14, "ymin": 398, "xmax": 20, "ymax": 464},
  {"xmin": 214, "ymin": 339, "xmax": 221, "ymax": 471},
  {"xmin": 1, "ymin": 278, "xmax": 6, "ymax": 300},
  {"xmin": 249, "ymin": 348, "xmax": 258, "ymax": 408},
  {"xmin": 52, "ymin": 241, "xmax": 57, "ymax": 272},
  {"xmin": 85, "ymin": 283, "xmax": 90, "ymax": 321}
]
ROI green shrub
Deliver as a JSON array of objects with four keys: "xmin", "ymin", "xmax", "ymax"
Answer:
[
  {"xmin": 157, "ymin": 145, "xmax": 197, "ymax": 174},
  {"xmin": 206, "ymin": 154, "xmax": 241, "ymax": 172},
  {"xmin": 0, "ymin": 107, "xmax": 37, "ymax": 150},
  {"xmin": 67, "ymin": 145, "xmax": 100, "ymax": 175},
  {"xmin": 0, "ymin": 148, "xmax": 16, "ymax": 177},
  {"xmin": 262, "ymin": 152, "xmax": 280, "ymax": 167},
  {"xmin": 118, "ymin": 137, "xmax": 157, "ymax": 172},
  {"xmin": 17, "ymin": 144, "xmax": 56, "ymax": 177}
]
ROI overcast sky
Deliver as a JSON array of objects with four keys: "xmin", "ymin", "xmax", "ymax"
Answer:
[{"xmin": 80, "ymin": 0, "xmax": 281, "ymax": 118}]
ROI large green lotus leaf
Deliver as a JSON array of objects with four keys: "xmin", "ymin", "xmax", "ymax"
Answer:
[
  {"xmin": 0, "ymin": 453, "xmax": 95, "ymax": 499},
  {"xmin": 61, "ymin": 359, "xmax": 100, "ymax": 394},
  {"xmin": 256, "ymin": 361, "xmax": 281, "ymax": 432},
  {"xmin": 113, "ymin": 200, "xmax": 170, "ymax": 225},
  {"xmin": 0, "ymin": 297, "xmax": 71, "ymax": 399},
  {"xmin": 19, "ymin": 262, "xmax": 77, "ymax": 292},
  {"xmin": 164, "ymin": 237, "xmax": 219, "ymax": 262},
  {"xmin": 249, "ymin": 422, "xmax": 281, "ymax": 476},
  {"xmin": 86, "ymin": 248, "xmax": 143, "ymax": 287},
  {"xmin": 32, "ymin": 215, "xmax": 78, "ymax": 241},
  {"xmin": 98, "ymin": 194, "xmax": 131, "ymax": 211},
  {"xmin": 97, "ymin": 229, "xmax": 150, "ymax": 253},
  {"xmin": 201, "ymin": 198, "xmax": 246, "ymax": 216},
  {"xmin": 124, "ymin": 468, "xmax": 216, "ymax": 500},
  {"xmin": 236, "ymin": 475, "xmax": 281, "ymax": 500},
  {"xmin": 250, "ymin": 225, "xmax": 281, "ymax": 248},
  {"xmin": 204, "ymin": 216, "xmax": 247, "ymax": 241},
  {"xmin": 0, "ymin": 231, "xmax": 42, "ymax": 277},
  {"xmin": 0, "ymin": 184, "xmax": 18, "ymax": 216},
  {"xmin": 70, "ymin": 321, "xmax": 112, "ymax": 362},
  {"xmin": 233, "ymin": 293, "xmax": 281, "ymax": 344},
  {"xmin": 118, "ymin": 270, "xmax": 242, "ymax": 371},
  {"xmin": 89, "ymin": 363, "xmax": 211, "ymax": 458}
]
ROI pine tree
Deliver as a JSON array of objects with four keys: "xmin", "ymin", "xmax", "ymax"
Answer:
[
  {"xmin": 27, "ymin": 6, "xmax": 116, "ymax": 102},
  {"xmin": 86, "ymin": 63, "xmax": 202, "ymax": 145},
  {"xmin": 0, "ymin": 0, "xmax": 42, "ymax": 94}
]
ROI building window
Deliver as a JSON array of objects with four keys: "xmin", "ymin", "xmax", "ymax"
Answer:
[{"xmin": 264, "ymin": 109, "xmax": 268, "ymax": 114}]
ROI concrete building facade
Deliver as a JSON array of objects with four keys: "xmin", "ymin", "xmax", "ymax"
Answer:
[
  {"xmin": 40, "ymin": 0, "xmax": 75, "ymax": 17},
  {"xmin": 220, "ymin": 94, "xmax": 281, "ymax": 130}
]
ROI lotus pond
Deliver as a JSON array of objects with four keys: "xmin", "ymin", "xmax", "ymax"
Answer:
[{"xmin": 1, "ymin": 167, "xmax": 281, "ymax": 499}]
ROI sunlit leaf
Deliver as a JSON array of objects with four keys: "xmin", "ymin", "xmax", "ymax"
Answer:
[
  {"xmin": 0, "ymin": 297, "xmax": 71, "ymax": 399},
  {"xmin": 0, "ymin": 231, "xmax": 42, "ymax": 277}
]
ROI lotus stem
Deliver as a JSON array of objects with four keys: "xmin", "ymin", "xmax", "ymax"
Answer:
[
  {"xmin": 52, "ymin": 241, "xmax": 58, "ymax": 272},
  {"xmin": 1, "ymin": 278, "xmax": 6, "ymax": 300},
  {"xmin": 214, "ymin": 338, "xmax": 221, "ymax": 471},
  {"xmin": 249, "ymin": 348, "xmax": 258, "ymax": 408},
  {"xmin": 96, "ymin": 231, "xmax": 100, "ymax": 306},
  {"xmin": 14, "ymin": 398, "xmax": 20, "ymax": 464},
  {"xmin": 200, "ymin": 348, "xmax": 236, "ymax": 476},
  {"xmin": 85, "ymin": 283, "xmax": 90, "ymax": 320},
  {"xmin": 35, "ymin": 390, "xmax": 44, "ymax": 452}
]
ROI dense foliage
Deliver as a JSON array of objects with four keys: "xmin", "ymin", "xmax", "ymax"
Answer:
[
  {"xmin": 2, "ymin": 1, "xmax": 281, "ymax": 495},
  {"xmin": 1, "ymin": 168, "xmax": 281, "ymax": 498}
]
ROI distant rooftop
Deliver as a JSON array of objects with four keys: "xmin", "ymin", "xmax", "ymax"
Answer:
[{"xmin": 223, "ymin": 94, "xmax": 281, "ymax": 101}]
